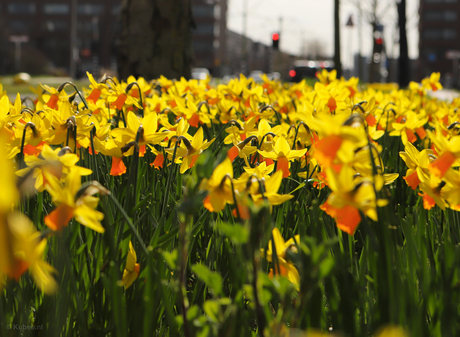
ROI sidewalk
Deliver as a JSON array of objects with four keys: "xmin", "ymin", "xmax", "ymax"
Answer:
[{"xmin": 429, "ymin": 89, "xmax": 459, "ymax": 102}]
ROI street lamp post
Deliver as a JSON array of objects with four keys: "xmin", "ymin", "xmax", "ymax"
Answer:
[{"xmin": 9, "ymin": 35, "xmax": 29, "ymax": 72}]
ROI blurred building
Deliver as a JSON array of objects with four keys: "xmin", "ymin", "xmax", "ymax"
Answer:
[
  {"xmin": 0, "ymin": 0, "xmax": 120, "ymax": 76},
  {"xmin": 191, "ymin": 0, "xmax": 228, "ymax": 77},
  {"xmin": 0, "ymin": 0, "xmax": 293, "ymax": 79},
  {"xmin": 419, "ymin": 0, "xmax": 460, "ymax": 87}
]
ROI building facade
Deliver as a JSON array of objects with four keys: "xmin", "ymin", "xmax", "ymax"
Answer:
[
  {"xmin": 191, "ymin": 0, "xmax": 228, "ymax": 77},
  {"xmin": 0, "ymin": 0, "xmax": 120, "ymax": 76},
  {"xmin": 0, "ymin": 0, "xmax": 288, "ymax": 79},
  {"xmin": 419, "ymin": 0, "xmax": 460, "ymax": 86}
]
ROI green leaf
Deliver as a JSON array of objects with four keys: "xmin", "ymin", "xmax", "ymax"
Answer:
[
  {"xmin": 215, "ymin": 222, "xmax": 249, "ymax": 244},
  {"xmin": 163, "ymin": 249, "xmax": 178, "ymax": 270},
  {"xmin": 289, "ymin": 181, "xmax": 306, "ymax": 194},
  {"xmin": 319, "ymin": 257, "xmax": 335, "ymax": 279},
  {"xmin": 203, "ymin": 300, "xmax": 220, "ymax": 322},
  {"xmin": 192, "ymin": 264, "xmax": 223, "ymax": 296}
]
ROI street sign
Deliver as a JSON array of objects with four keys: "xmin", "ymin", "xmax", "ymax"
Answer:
[
  {"xmin": 9, "ymin": 35, "xmax": 29, "ymax": 43},
  {"xmin": 346, "ymin": 15, "xmax": 354, "ymax": 27}
]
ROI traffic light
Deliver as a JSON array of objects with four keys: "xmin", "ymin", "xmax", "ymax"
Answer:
[
  {"xmin": 373, "ymin": 26, "xmax": 384, "ymax": 55},
  {"xmin": 272, "ymin": 33, "xmax": 279, "ymax": 50},
  {"xmin": 374, "ymin": 33, "xmax": 384, "ymax": 55}
]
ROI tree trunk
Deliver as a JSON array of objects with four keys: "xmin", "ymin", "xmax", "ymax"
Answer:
[
  {"xmin": 334, "ymin": 0, "xmax": 342, "ymax": 77},
  {"xmin": 398, "ymin": 0, "xmax": 410, "ymax": 88},
  {"xmin": 117, "ymin": 0, "xmax": 194, "ymax": 80}
]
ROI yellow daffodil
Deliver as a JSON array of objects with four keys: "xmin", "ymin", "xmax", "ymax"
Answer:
[
  {"xmin": 8, "ymin": 212, "xmax": 58, "ymax": 294},
  {"xmin": 399, "ymin": 142, "xmax": 434, "ymax": 190},
  {"xmin": 248, "ymin": 170, "xmax": 294, "ymax": 206},
  {"xmin": 320, "ymin": 166, "xmax": 387, "ymax": 235},
  {"xmin": 0, "ymin": 144, "xmax": 57, "ymax": 294},
  {"xmin": 258, "ymin": 136, "xmax": 307, "ymax": 178},
  {"xmin": 44, "ymin": 169, "xmax": 105, "ymax": 233},
  {"xmin": 120, "ymin": 241, "xmax": 140, "ymax": 289},
  {"xmin": 260, "ymin": 227, "xmax": 300, "ymax": 290},
  {"xmin": 166, "ymin": 127, "xmax": 214, "ymax": 174},
  {"xmin": 16, "ymin": 144, "xmax": 92, "ymax": 192},
  {"xmin": 422, "ymin": 72, "xmax": 443, "ymax": 92},
  {"xmin": 199, "ymin": 158, "xmax": 234, "ymax": 212}
]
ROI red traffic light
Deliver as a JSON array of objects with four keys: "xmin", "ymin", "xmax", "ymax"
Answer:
[
  {"xmin": 289, "ymin": 70, "xmax": 296, "ymax": 77},
  {"xmin": 272, "ymin": 33, "xmax": 279, "ymax": 41},
  {"xmin": 375, "ymin": 37, "xmax": 383, "ymax": 45}
]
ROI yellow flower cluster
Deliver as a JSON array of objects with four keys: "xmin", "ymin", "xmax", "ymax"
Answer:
[{"xmin": 0, "ymin": 69, "xmax": 451, "ymax": 292}]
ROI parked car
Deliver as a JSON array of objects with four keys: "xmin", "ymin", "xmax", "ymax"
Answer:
[
  {"xmin": 288, "ymin": 60, "xmax": 334, "ymax": 83},
  {"xmin": 249, "ymin": 70, "xmax": 264, "ymax": 84}
]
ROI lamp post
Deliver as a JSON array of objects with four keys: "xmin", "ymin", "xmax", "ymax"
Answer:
[
  {"xmin": 9, "ymin": 35, "xmax": 29, "ymax": 72},
  {"xmin": 70, "ymin": 0, "xmax": 78, "ymax": 79}
]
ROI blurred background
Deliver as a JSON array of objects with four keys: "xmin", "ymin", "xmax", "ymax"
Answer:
[{"xmin": 0, "ymin": 0, "xmax": 458, "ymax": 88}]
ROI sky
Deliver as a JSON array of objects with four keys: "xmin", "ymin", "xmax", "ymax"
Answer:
[{"xmin": 227, "ymin": 0, "xmax": 420, "ymax": 69}]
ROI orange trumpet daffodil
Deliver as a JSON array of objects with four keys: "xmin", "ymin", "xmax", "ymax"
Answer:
[
  {"xmin": 120, "ymin": 241, "xmax": 140, "ymax": 289},
  {"xmin": 258, "ymin": 136, "xmax": 307, "ymax": 178},
  {"xmin": 320, "ymin": 166, "xmax": 387, "ymax": 235},
  {"xmin": 44, "ymin": 169, "xmax": 105, "ymax": 233},
  {"xmin": 166, "ymin": 127, "xmax": 214, "ymax": 174},
  {"xmin": 200, "ymin": 157, "xmax": 235, "ymax": 212},
  {"xmin": 260, "ymin": 227, "xmax": 300, "ymax": 290}
]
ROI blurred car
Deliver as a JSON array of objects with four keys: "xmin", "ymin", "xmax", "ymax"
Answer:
[
  {"xmin": 268, "ymin": 72, "xmax": 281, "ymax": 80},
  {"xmin": 192, "ymin": 68, "xmax": 210, "ymax": 80},
  {"xmin": 13, "ymin": 72, "xmax": 31, "ymax": 84},
  {"xmin": 288, "ymin": 60, "xmax": 334, "ymax": 83}
]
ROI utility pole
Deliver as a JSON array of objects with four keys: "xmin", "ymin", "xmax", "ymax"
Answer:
[
  {"xmin": 357, "ymin": 1, "xmax": 363, "ymax": 79},
  {"xmin": 275, "ymin": 16, "xmax": 282, "ymax": 73},
  {"xmin": 398, "ymin": 0, "xmax": 409, "ymax": 88},
  {"xmin": 334, "ymin": 0, "xmax": 342, "ymax": 77},
  {"xmin": 241, "ymin": 0, "xmax": 248, "ymax": 75}
]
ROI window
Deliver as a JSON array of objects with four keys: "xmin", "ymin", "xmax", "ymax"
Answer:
[
  {"xmin": 423, "ymin": 28, "xmax": 457, "ymax": 40},
  {"xmin": 8, "ymin": 3, "xmax": 36, "ymax": 14},
  {"xmin": 195, "ymin": 23, "xmax": 215, "ymax": 35},
  {"xmin": 9, "ymin": 20, "xmax": 30, "ymax": 33},
  {"xmin": 78, "ymin": 4, "xmax": 104, "ymax": 15},
  {"xmin": 423, "ymin": 29, "xmax": 442, "ymax": 39},
  {"xmin": 443, "ymin": 29, "xmax": 457, "ymax": 39},
  {"xmin": 424, "ymin": 11, "xmax": 457, "ymax": 21},
  {"xmin": 424, "ymin": 11, "xmax": 443, "ymax": 20},
  {"xmin": 444, "ymin": 11, "xmax": 457, "ymax": 21},
  {"xmin": 43, "ymin": 4, "xmax": 69, "ymax": 14},
  {"xmin": 193, "ymin": 5, "xmax": 214, "ymax": 18},
  {"xmin": 192, "ymin": 40, "xmax": 213, "ymax": 53}
]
